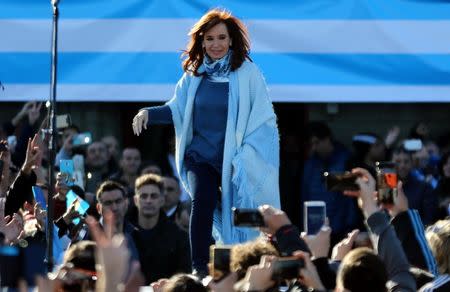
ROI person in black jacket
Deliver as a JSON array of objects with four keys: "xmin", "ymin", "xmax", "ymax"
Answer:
[{"xmin": 132, "ymin": 173, "xmax": 191, "ymax": 284}]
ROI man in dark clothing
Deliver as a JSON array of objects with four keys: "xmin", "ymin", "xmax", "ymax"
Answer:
[
  {"xmin": 301, "ymin": 122, "xmax": 362, "ymax": 245},
  {"xmin": 132, "ymin": 173, "xmax": 191, "ymax": 284},
  {"xmin": 392, "ymin": 147, "xmax": 438, "ymax": 225}
]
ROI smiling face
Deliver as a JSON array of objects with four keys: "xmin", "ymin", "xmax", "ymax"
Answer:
[{"xmin": 203, "ymin": 22, "xmax": 231, "ymax": 60}]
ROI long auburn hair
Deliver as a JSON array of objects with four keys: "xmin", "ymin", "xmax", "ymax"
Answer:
[{"xmin": 182, "ymin": 8, "xmax": 251, "ymax": 76}]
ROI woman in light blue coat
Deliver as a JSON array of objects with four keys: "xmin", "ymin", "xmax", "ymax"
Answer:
[{"xmin": 132, "ymin": 8, "xmax": 280, "ymax": 276}]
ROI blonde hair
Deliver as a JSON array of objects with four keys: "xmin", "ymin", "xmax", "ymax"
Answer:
[
  {"xmin": 135, "ymin": 173, "xmax": 163, "ymax": 193},
  {"xmin": 426, "ymin": 219, "xmax": 450, "ymax": 274}
]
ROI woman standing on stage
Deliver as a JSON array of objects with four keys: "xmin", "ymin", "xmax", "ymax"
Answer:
[{"xmin": 132, "ymin": 8, "xmax": 280, "ymax": 275}]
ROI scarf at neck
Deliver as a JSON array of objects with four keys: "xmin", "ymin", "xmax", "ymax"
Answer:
[{"xmin": 202, "ymin": 49, "xmax": 232, "ymax": 82}]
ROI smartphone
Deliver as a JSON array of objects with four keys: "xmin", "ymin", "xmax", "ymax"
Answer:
[
  {"xmin": 232, "ymin": 208, "xmax": 265, "ymax": 227},
  {"xmin": 60, "ymin": 159, "xmax": 75, "ymax": 187},
  {"xmin": 209, "ymin": 245, "xmax": 232, "ymax": 281},
  {"xmin": 32, "ymin": 186, "xmax": 47, "ymax": 210},
  {"xmin": 72, "ymin": 132, "xmax": 92, "ymax": 147},
  {"xmin": 271, "ymin": 257, "xmax": 304, "ymax": 281},
  {"xmin": 403, "ymin": 139, "xmax": 422, "ymax": 152},
  {"xmin": 324, "ymin": 171, "xmax": 359, "ymax": 192},
  {"xmin": 56, "ymin": 114, "xmax": 71, "ymax": 129},
  {"xmin": 66, "ymin": 190, "xmax": 90, "ymax": 225},
  {"xmin": 304, "ymin": 201, "xmax": 326, "ymax": 235},
  {"xmin": 375, "ymin": 161, "xmax": 397, "ymax": 205}
]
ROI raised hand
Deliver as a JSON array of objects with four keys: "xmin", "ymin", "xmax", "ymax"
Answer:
[{"xmin": 132, "ymin": 110, "xmax": 149, "ymax": 136}]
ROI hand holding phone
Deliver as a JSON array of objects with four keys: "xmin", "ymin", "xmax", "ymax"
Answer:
[
  {"xmin": 304, "ymin": 201, "xmax": 326, "ymax": 235},
  {"xmin": 60, "ymin": 160, "xmax": 75, "ymax": 187},
  {"xmin": 72, "ymin": 132, "xmax": 92, "ymax": 147},
  {"xmin": 375, "ymin": 161, "xmax": 397, "ymax": 205},
  {"xmin": 66, "ymin": 190, "xmax": 90, "ymax": 225}
]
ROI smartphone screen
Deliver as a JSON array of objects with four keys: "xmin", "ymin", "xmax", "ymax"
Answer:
[
  {"xmin": 66, "ymin": 190, "xmax": 90, "ymax": 225},
  {"xmin": 210, "ymin": 245, "xmax": 232, "ymax": 281},
  {"xmin": 32, "ymin": 186, "xmax": 47, "ymax": 210},
  {"xmin": 375, "ymin": 161, "xmax": 397, "ymax": 205},
  {"xmin": 60, "ymin": 159, "xmax": 74, "ymax": 187},
  {"xmin": 304, "ymin": 201, "xmax": 326, "ymax": 235},
  {"xmin": 72, "ymin": 132, "xmax": 92, "ymax": 147}
]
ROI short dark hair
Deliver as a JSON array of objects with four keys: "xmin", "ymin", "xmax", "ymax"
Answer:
[
  {"xmin": 135, "ymin": 173, "xmax": 163, "ymax": 193},
  {"xmin": 96, "ymin": 180, "xmax": 126, "ymax": 202},
  {"xmin": 337, "ymin": 247, "xmax": 387, "ymax": 292}
]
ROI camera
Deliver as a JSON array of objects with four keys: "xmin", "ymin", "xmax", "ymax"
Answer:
[
  {"xmin": 209, "ymin": 245, "xmax": 232, "ymax": 281},
  {"xmin": 324, "ymin": 171, "xmax": 359, "ymax": 192},
  {"xmin": 271, "ymin": 257, "xmax": 304, "ymax": 281},
  {"xmin": 72, "ymin": 132, "xmax": 92, "ymax": 147},
  {"xmin": 375, "ymin": 161, "xmax": 397, "ymax": 205},
  {"xmin": 232, "ymin": 208, "xmax": 265, "ymax": 227}
]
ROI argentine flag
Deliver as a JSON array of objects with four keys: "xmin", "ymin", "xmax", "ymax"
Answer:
[{"xmin": 1, "ymin": 0, "xmax": 450, "ymax": 102}]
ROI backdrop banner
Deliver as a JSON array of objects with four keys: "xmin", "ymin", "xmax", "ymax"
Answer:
[{"xmin": 1, "ymin": 0, "xmax": 450, "ymax": 102}]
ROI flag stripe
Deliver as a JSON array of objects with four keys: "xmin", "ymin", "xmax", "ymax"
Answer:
[
  {"xmin": 1, "ymin": 0, "xmax": 450, "ymax": 20},
  {"xmin": 3, "ymin": 19, "xmax": 450, "ymax": 54},
  {"xmin": 4, "ymin": 84, "xmax": 450, "ymax": 103},
  {"xmin": 2, "ymin": 53, "xmax": 450, "ymax": 85}
]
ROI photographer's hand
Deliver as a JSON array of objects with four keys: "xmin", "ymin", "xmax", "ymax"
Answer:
[
  {"xmin": 300, "ymin": 222, "xmax": 331, "ymax": 259},
  {"xmin": 235, "ymin": 255, "xmax": 275, "ymax": 292},
  {"xmin": 132, "ymin": 110, "xmax": 148, "ymax": 136},
  {"xmin": 343, "ymin": 168, "xmax": 379, "ymax": 218},
  {"xmin": 331, "ymin": 229, "xmax": 359, "ymax": 261},
  {"xmin": 293, "ymin": 251, "xmax": 325, "ymax": 291},
  {"xmin": 383, "ymin": 181, "xmax": 408, "ymax": 218}
]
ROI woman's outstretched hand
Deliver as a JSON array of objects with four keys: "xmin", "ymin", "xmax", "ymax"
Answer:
[{"xmin": 132, "ymin": 110, "xmax": 148, "ymax": 136}]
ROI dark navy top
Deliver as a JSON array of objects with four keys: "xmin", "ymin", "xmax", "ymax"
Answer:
[{"xmin": 146, "ymin": 77, "xmax": 229, "ymax": 171}]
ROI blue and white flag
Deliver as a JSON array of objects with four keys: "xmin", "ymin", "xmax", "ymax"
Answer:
[{"xmin": 1, "ymin": 0, "xmax": 450, "ymax": 102}]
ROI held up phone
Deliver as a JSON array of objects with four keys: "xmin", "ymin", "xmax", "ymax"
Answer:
[
  {"xmin": 324, "ymin": 171, "xmax": 359, "ymax": 192},
  {"xmin": 32, "ymin": 186, "xmax": 47, "ymax": 210},
  {"xmin": 232, "ymin": 207, "xmax": 265, "ymax": 227},
  {"xmin": 66, "ymin": 190, "xmax": 90, "ymax": 225},
  {"xmin": 72, "ymin": 132, "xmax": 92, "ymax": 147},
  {"xmin": 271, "ymin": 257, "xmax": 304, "ymax": 281},
  {"xmin": 60, "ymin": 159, "xmax": 75, "ymax": 187},
  {"xmin": 403, "ymin": 139, "xmax": 422, "ymax": 152},
  {"xmin": 209, "ymin": 245, "xmax": 232, "ymax": 281},
  {"xmin": 304, "ymin": 201, "xmax": 326, "ymax": 235},
  {"xmin": 56, "ymin": 114, "xmax": 71, "ymax": 129},
  {"xmin": 375, "ymin": 161, "xmax": 398, "ymax": 205}
]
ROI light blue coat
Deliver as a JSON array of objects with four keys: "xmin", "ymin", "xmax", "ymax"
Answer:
[{"xmin": 166, "ymin": 60, "xmax": 280, "ymax": 244}]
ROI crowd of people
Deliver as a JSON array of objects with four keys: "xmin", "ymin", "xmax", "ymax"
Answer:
[
  {"xmin": 0, "ymin": 98, "xmax": 449, "ymax": 292},
  {"xmin": 1, "ymin": 6, "xmax": 450, "ymax": 292}
]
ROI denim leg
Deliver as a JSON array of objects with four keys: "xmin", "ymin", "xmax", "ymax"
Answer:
[{"xmin": 186, "ymin": 161, "xmax": 220, "ymax": 272}]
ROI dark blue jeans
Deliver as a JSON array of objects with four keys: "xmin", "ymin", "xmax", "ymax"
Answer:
[{"xmin": 185, "ymin": 158, "xmax": 221, "ymax": 273}]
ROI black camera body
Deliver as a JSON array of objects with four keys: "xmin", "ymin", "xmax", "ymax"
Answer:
[
  {"xmin": 232, "ymin": 208, "xmax": 265, "ymax": 227},
  {"xmin": 324, "ymin": 171, "xmax": 359, "ymax": 192},
  {"xmin": 271, "ymin": 257, "xmax": 304, "ymax": 281}
]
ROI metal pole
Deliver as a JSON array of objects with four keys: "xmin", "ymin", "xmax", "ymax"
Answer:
[{"xmin": 45, "ymin": 0, "xmax": 60, "ymax": 272}]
